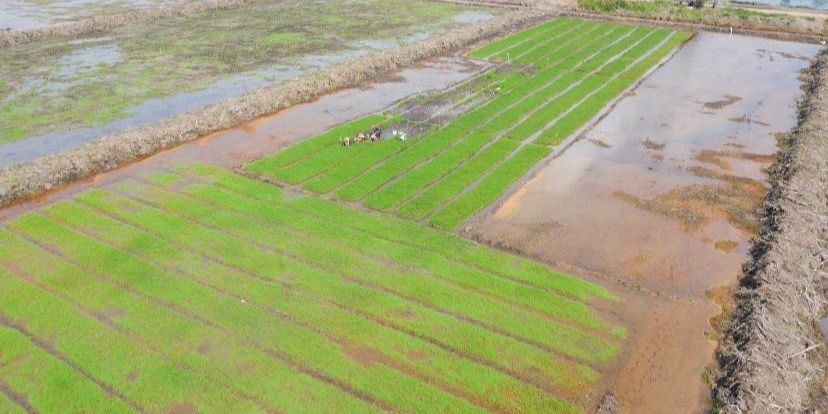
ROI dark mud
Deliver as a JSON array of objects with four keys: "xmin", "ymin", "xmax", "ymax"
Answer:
[{"xmin": 463, "ymin": 32, "xmax": 819, "ymax": 413}]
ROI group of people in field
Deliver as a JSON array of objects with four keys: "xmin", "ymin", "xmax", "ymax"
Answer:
[{"xmin": 340, "ymin": 126, "xmax": 407, "ymax": 147}]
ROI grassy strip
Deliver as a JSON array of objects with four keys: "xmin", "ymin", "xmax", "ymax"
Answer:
[
  {"xmin": 469, "ymin": 18, "xmax": 566, "ymax": 59},
  {"xmin": 8, "ymin": 214, "xmax": 379, "ymax": 414},
  {"xmin": 43, "ymin": 200, "xmax": 575, "ymax": 413},
  {"xmin": 396, "ymin": 138, "xmax": 519, "ymax": 219},
  {"xmin": 363, "ymin": 131, "xmax": 494, "ymax": 210},
  {"xmin": 78, "ymin": 187, "xmax": 600, "ymax": 390},
  {"xmin": 179, "ymin": 164, "xmax": 617, "ymax": 302},
  {"xmin": 0, "ymin": 232, "xmax": 264, "ymax": 413},
  {"xmin": 155, "ymin": 174, "xmax": 614, "ymax": 334},
  {"xmin": 0, "ymin": 325, "xmax": 135, "ymax": 413},
  {"xmin": 115, "ymin": 180, "xmax": 618, "ymax": 365},
  {"xmin": 36, "ymin": 203, "xmax": 489, "ymax": 414},
  {"xmin": 245, "ymin": 114, "xmax": 384, "ymax": 174},
  {"xmin": 429, "ymin": 144, "xmax": 550, "ymax": 230},
  {"xmin": 335, "ymin": 126, "xmax": 467, "ymax": 200}
]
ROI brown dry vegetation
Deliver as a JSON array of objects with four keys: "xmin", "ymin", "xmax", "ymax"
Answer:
[
  {"xmin": 0, "ymin": 0, "xmax": 256, "ymax": 49},
  {"xmin": 714, "ymin": 47, "xmax": 828, "ymax": 413},
  {"xmin": 0, "ymin": 10, "xmax": 547, "ymax": 208}
]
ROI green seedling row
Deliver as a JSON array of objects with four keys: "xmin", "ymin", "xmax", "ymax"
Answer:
[
  {"xmin": 109, "ymin": 180, "xmax": 617, "ymax": 365},
  {"xmin": 268, "ymin": 116, "xmax": 405, "ymax": 184},
  {"xmin": 396, "ymin": 138, "xmax": 519, "ymax": 220},
  {"xmin": 77, "ymin": 187, "xmax": 592, "ymax": 401},
  {"xmin": 469, "ymin": 17, "xmax": 567, "ymax": 59},
  {"xmin": 490, "ymin": 19, "xmax": 584, "ymax": 61},
  {"xmin": 0, "ymin": 231, "xmax": 265, "ymax": 414},
  {"xmin": 335, "ymin": 126, "xmax": 468, "ymax": 200},
  {"xmin": 246, "ymin": 114, "xmax": 384, "ymax": 174},
  {"xmin": 0, "ymin": 325, "xmax": 135, "ymax": 414},
  {"xmin": 364, "ymin": 131, "xmax": 494, "ymax": 210},
  {"xmin": 177, "ymin": 164, "xmax": 618, "ymax": 302},
  {"xmin": 429, "ymin": 144, "xmax": 551, "ymax": 230},
  {"xmin": 42, "ymin": 199, "xmax": 574, "ymax": 413},
  {"xmin": 7, "ymin": 214, "xmax": 380, "ymax": 414}
]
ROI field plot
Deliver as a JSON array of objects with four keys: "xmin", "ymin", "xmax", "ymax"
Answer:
[
  {"xmin": 0, "ymin": 0, "xmax": 190, "ymax": 30},
  {"xmin": 0, "ymin": 165, "xmax": 624, "ymax": 413},
  {"xmin": 247, "ymin": 17, "xmax": 692, "ymax": 230},
  {"xmin": 0, "ymin": 0, "xmax": 495, "ymax": 154}
]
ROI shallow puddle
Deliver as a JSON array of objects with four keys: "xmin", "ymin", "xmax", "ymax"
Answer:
[{"xmin": 465, "ymin": 32, "xmax": 819, "ymax": 413}]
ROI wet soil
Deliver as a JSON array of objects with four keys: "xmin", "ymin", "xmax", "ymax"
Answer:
[
  {"xmin": 0, "ymin": 55, "xmax": 485, "ymax": 223},
  {"xmin": 464, "ymin": 32, "xmax": 819, "ymax": 413}
]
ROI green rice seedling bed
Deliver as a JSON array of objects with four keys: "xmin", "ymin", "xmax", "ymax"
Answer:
[
  {"xmin": 469, "ymin": 18, "xmax": 567, "ymax": 59},
  {"xmin": 7, "ymin": 214, "xmax": 380, "ymax": 414},
  {"xmin": 491, "ymin": 19, "xmax": 582, "ymax": 61},
  {"xmin": 302, "ymin": 137, "xmax": 416, "ymax": 194},
  {"xmin": 428, "ymin": 144, "xmax": 550, "ymax": 230},
  {"xmin": 364, "ymin": 131, "xmax": 494, "ymax": 210},
  {"xmin": 244, "ymin": 114, "xmax": 384, "ymax": 175},
  {"xmin": 335, "ymin": 126, "xmax": 468, "ymax": 200},
  {"xmin": 0, "ymin": 164, "xmax": 630, "ymax": 412},
  {"xmin": 397, "ymin": 138, "xmax": 520, "ymax": 220},
  {"xmin": 0, "ymin": 325, "xmax": 134, "ymax": 413},
  {"xmin": 176, "ymin": 165, "xmax": 618, "ymax": 303},
  {"xmin": 41, "ymin": 200, "xmax": 567, "ymax": 414}
]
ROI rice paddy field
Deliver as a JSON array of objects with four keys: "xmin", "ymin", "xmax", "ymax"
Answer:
[
  {"xmin": 0, "ymin": 164, "xmax": 624, "ymax": 413},
  {"xmin": 0, "ymin": 0, "xmax": 496, "ymax": 150},
  {"xmin": 5, "ymin": 2, "xmax": 822, "ymax": 411},
  {"xmin": 246, "ymin": 17, "xmax": 693, "ymax": 230}
]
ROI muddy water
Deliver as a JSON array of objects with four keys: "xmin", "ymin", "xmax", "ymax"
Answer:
[
  {"xmin": 0, "ymin": 56, "xmax": 485, "ymax": 222},
  {"xmin": 466, "ymin": 32, "xmax": 819, "ymax": 413}
]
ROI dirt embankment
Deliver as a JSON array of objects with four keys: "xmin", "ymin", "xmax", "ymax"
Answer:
[
  {"xmin": 714, "ymin": 47, "xmax": 828, "ymax": 413},
  {"xmin": 0, "ymin": 0, "xmax": 256, "ymax": 49},
  {"xmin": 0, "ymin": 10, "xmax": 548, "ymax": 209}
]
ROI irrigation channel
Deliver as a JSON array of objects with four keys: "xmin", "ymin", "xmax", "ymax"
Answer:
[{"xmin": 0, "ymin": 15, "xmax": 821, "ymax": 414}]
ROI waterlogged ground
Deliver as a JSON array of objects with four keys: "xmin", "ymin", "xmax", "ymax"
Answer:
[
  {"xmin": 0, "ymin": 0, "xmax": 188, "ymax": 30},
  {"xmin": 0, "ymin": 0, "xmax": 498, "ymax": 164},
  {"xmin": 466, "ymin": 32, "xmax": 819, "ymax": 413}
]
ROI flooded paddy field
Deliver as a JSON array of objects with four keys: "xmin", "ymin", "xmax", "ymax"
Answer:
[
  {"xmin": 465, "ymin": 32, "xmax": 820, "ymax": 412},
  {"xmin": 0, "ymin": 0, "xmax": 498, "ymax": 165}
]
